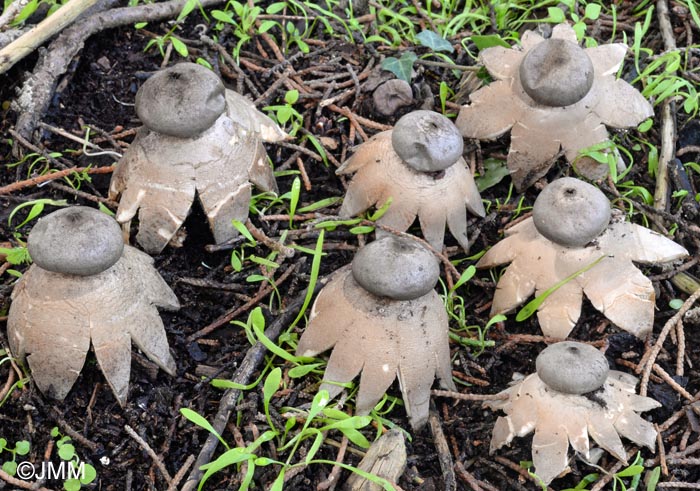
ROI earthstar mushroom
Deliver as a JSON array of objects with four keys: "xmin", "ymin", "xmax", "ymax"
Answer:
[
  {"xmin": 486, "ymin": 341, "xmax": 661, "ymax": 485},
  {"xmin": 8, "ymin": 206, "xmax": 179, "ymax": 405},
  {"xmin": 338, "ymin": 110, "xmax": 484, "ymax": 251},
  {"xmin": 456, "ymin": 23, "xmax": 654, "ymax": 190},
  {"xmin": 109, "ymin": 62, "xmax": 286, "ymax": 254},
  {"xmin": 476, "ymin": 177, "xmax": 688, "ymax": 338},
  {"xmin": 296, "ymin": 236, "xmax": 454, "ymax": 429}
]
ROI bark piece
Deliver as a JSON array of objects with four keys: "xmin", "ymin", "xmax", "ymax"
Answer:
[{"xmin": 343, "ymin": 429, "xmax": 406, "ymax": 491}]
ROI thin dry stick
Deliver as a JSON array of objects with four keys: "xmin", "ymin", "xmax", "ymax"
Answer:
[
  {"xmin": 653, "ymin": 0, "xmax": 677, "ymax": 212},
  {"xmin": 431, "ymin": 389, "xmax": 508, "ymax": 402},
  {"xmin": 655, "ymin": 424, "xmax": 669, "ymax": 476},
  {"xmin": 428, "ymin": 402, "xmax": 456, "ymax": 491},
  {"xmin": 185, "ymin": 262, "xmax": 299, "ymax": 342},
  {"xmin": 0, "ymin": 165, "xmax": 114, "ymax": 195},
  {"xmin": 124, "ymin": 424, "xmax": 172, "ymax": 485},
  {"xmin": 316, "ymin": 434, "xmax": 348, "ymax": 491},
  {"xmin": 166, "ymin": 455, "xmax": 195, "ymax": 491},
  {"xmin": 638, "ymin": 287, "xmax": 700, "ymax": 396},
  {"xmin": 0, "ymin": 468, "xmax": 54, "ymax": 491},
  {"xmin": 454, "ymin": 461, "xmax": 484, "ymax": 491},
  {"xmin": 0, "ymin": 0, "xmax": 99, "ymax": 74},
  {"xmin": 653, "ymin": 364, "xmax": 694, "ymax": 401}
]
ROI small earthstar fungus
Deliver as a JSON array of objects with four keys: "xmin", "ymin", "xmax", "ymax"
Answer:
[
  {"xmin": 337, "ymin": 110, "xmax": 485, "ymax": 252},
  {"xmin": 476, "ymin": 177, "xmax": 688, "ymax": 339},
  {"xmin": 8, "ymin": 206, "xmax": 179, "ymax": 405},
  {"xmin": 296, "ymin": 235, "xmax": 455, "ymax": 430},
  {"xmin": 109, "ymin": 62, "xmax": 286, "ymax": 254},
  {"xmin": 486, "ymin": 341, "xmax": 660, "ymax": 485},
  {"xmin": 456, "ymin": 23, "xmax": 653, "ymax": 191}
]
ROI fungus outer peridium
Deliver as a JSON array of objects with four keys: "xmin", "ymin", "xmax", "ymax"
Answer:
[
  {"xmin": 109, "ymin": 62, "xmax": 286, "ymax": 254},
  {"xmin": 476, "ymin": 177, "xmax": 688, "ymax": 339},
  {"xmin": 296, "ymin": 235, "xmax": 454, "ymax": 430},
  {"xmin": 337, "ymin": 110, "xmax": 484, "ymax": 252},
  {"xmin": 8, "ymin": 206, "xmax": 179, "ymax": 405},
  {"xmin": 486, "ymin": 341, "xmax": 661, "ymax": 485}
]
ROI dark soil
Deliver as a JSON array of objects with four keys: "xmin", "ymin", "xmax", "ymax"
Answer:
[{"xmin": 1, "ymin": 2, "xmax": 699, "ymax": 490}]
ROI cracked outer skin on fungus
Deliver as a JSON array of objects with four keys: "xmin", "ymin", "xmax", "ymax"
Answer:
[
  {"xmin": 476, "ymin": 211, "xmax": 688, "ymax": 339},
  {"xmin": 109, "ymin": 88, "xmax": 284, "ymax": 254},
  {"xmin": 8, "ymin": 246, "xmax": 179, "ymax": 405},
  {"xmin": 456, "ymin": 23, "xmax": 654, "ymax": 191},
  {"xmin": 337, "ymin": 131, "xmax": 484, "ymax": 252},
  {"xmin": 486, "ymin": 368, "xmax": 660, "ymax": 485},
  {"xmin": 295, "ymin": 268, "xmax": 455, "ymax": 430}
]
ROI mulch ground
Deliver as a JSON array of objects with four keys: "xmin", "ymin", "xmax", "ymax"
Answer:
[{"xmin": 1, "ymin": 2, "xmax": 700, "ymax": 490}]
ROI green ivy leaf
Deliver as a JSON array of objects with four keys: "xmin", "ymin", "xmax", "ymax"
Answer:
[
  {"xmin": 416, "ymin": 30, "xmax": 454, "ymax": 53},
  {"xmin": 80, "ymin": 463, "xmax": 97, "ymax": 484},
  {"xmin": 546, "ymin": 6, "xmax": 566, "ymax": 23},
  {"xmin": 381, "ymin": 52, "xmax": 417, "ymax": 83}
]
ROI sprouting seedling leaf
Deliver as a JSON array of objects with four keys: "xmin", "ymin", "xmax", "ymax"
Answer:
[
  {"xmin": 584, "ymin": 3, "xmax": 602, "ymax": 20},
  {"xmin": 416, "ymin": 30, "xmax": 454, "ymax": 53},
  {"xmin": 451, "ymin": 265, "xmax": 476, "ymax": 292},
  {"xmin": 472, "ymin": 34, "xmax": 510, "ymax": 50},
  {"xmin": 180, "ymin": 408, "xmax": 229, "ymax": 450},
  {"xmin": 476, "ymin": 158, "xmax": 510, "ymax": 192},
  {"xmin": 381, "ymin": 52, "xmax": 417, "ymax": 83},
  {"xmin": 8, "ymin": 199, "xmax": 68, "ymax": 228},
  {"xmin": 516, "ymin": 255, "xmax": 606, "ymax": 322},
  {"xmin": 263, "ymin": 367, "xmax": 282, "ymax": 429},
  {"xmin": 231, "ymin": 219, "xmax": 256, "ymax": 244}
]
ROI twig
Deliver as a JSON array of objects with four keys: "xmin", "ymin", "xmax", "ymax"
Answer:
[
  {"xmin": 186, "ymin": 261, "xmax": 299, "ymax": 342},
  {"xmin": 245, "ymin": 219, "xmax": 295, "ymax": 257},
  {"xmin": 431, "ymin": 389, "xmax": 508, "ymax": 402},
  {"xmin": 0, "ymin": 165, "xmax": 114, "ymax": 195},
  {"xmin": 0, "ymin": 468, "xmax": 54, "ymax": 490},
  {"xmin": 124, "ymin": 424, "xmax": 172, "ymax": 485},
  {"xmin": 0, "ymin": 0, "xmax": 99, "ymax": 74},
  {"xmin": 655, "ymin": 424, "xmax": 669, "ymax": 476},
  {"xmin": 166, "ymin": 455, "xmax": 194, "ymax": 491},
  {"xmin": 454, "ymin": 461, "xmax": 484, "ymax": 491},
  {"xmin": 638, "ymin": 287, "xmax": 700, "ymax": 396},
  {"xmin": 428, "ymin": 402, "xmax": 456, "ymax": 491},
  {"xmin": 181, "ymin": 277, "xmax": 330, "ymax": 490},
  {"xmin": 653, "ymin": 0, "xmax": 678, "ymax": 213},
  {"xmin": 316, "ymin": 434, "xmax": 347, "ymax": 491}
]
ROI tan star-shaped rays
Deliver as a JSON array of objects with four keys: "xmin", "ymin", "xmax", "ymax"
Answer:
[
  {"xmin": 456, "ymin": 23, "xmax": 653, "ymax": 190},
  {"xmin": 477, "ymin": 212, "xmax": 688, "ymax": 338}
]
